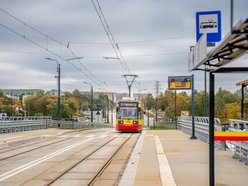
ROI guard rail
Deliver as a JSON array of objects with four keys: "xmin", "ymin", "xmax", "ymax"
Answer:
[
  {"xmin": 178, "ymin": 117, "xmax": 248, "ymax": 165},
  {"xmin": 52, "ymin": 120, "xmax": 114, "ymax": 128},
  {"xmin": 0, "ymin": 116, "xmax": 52, "ymax": 133}
]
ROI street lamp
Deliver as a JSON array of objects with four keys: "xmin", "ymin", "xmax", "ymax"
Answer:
[
  {"xmin": 66, "ymin": 57, "xmax": 84, "ymax": 61},
  {"xmin": 84, "ymin": 82, "xmax": 93, "ymax": 123},
  {"xmin": 138, "ymin": 88, "xmax": 147, "ymax": 100},
  {"xmin": 102, "ymin": 57, "xmax": 119, "ymax": 60},
  {"xmin": 45, "ymin": 57, "xmax": 61, "ymax": 127}
]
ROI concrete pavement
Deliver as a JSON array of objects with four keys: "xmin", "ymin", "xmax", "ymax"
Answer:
[{"xmin": 122, "ymin": 129, "xmax": 248, "ymax": 186}]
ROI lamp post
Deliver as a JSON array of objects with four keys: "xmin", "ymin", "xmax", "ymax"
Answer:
[
  {"xmin": 102, "ymin": 57, "xmax": 119, "ymax": 60},
  {"xmin": 138, "ymin": 88, "xmax": 147, "ymax": 100},
  {"xmin": 45, "ymin": 57, "xmax": 61, "ymax": 127},
  {"xmin": 66, "ymin": 57, "xmax": 84, "ymax": 61},
  {"xmin": 84, "ymin": 82, "xmax": 93, "ymax": 122}
]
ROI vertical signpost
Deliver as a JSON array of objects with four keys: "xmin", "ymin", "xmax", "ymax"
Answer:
[
  {"xmin": 195, "ymin": 11, "xmax": 222, "ymax": 186},
  {"xmin": 168, "ymin": 75, "xmax": 196, "ymax": 139}
]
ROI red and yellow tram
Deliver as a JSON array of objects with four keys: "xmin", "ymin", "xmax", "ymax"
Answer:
[{"xmin": 116, "ymin": 98, "xmax": 144, "ymax": 132}]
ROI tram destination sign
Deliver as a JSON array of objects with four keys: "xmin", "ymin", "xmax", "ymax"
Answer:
[{"xmin": 168, "ymin": 76, "xmax": 192, "ymax": 90}]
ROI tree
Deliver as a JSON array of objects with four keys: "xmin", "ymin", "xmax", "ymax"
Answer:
[
  {"xmin": 144, "ymin": 93, "xmax": 154, "ymax": 110},
  {"xmin": 222, "ymin": 102, "xmax": 240, "ymax": 121},
  {"xmin": 194, "ymin": 91, "xmax": 205, "ymax": 116},
  {"xmin": 215, "ymin": 87, "xmax": 240, "ymax": 120}
]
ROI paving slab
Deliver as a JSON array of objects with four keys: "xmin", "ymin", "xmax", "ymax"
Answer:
[{"xmin": 122, "ymin": 129, "xmax": 248, "ymax": 186}]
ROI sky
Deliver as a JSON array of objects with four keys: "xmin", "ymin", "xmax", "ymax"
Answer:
[{"xmin": 0, "ymin": 0, "xmax": 248, "ymax": 95}]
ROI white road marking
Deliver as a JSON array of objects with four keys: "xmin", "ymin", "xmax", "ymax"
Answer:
[
  {"xmin": 154, "ymin": 135, "xmax": 177, "ymax": 186},
  {"xmin": 0, "ymin": 136, "xmax": 24, "ymax": 142},
  {"xmin": 99, "ymin": 134, "xmax": 108, "ymax": 138},
  {"xmin": 74, "ymin": 134, "xmax": 81, "ymax": 138},
  {"xmin": 86, "ymin": 134, "xmax": 96, "ymax": 138},
  {"xmin": 0, "ymin": 137, "xmax": 95, "ymax": 181},
  {"xmin": 0, "ymin": 136, "xmax": 23, "ymax": 140},
  {"xmin": 119, "ymin": 131, "xmax": 146, "ymax": 186}
]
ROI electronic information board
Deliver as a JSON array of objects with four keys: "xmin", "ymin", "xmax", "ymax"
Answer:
[{"xmin": 168, "ymin": 76, "xmax": 192, "ymax": 90}]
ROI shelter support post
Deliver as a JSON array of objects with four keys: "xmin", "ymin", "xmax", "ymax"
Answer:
[
  {"xmin": 241, "ymin": 84, "xmax": 244, "ymax": 119},
  {"xmin": 191, "ymin": 74, "xmax": 197, "ymax": 139},
  {"xmin": 209, "ymin": 72, "xmax": 215, "ymax": 186}
]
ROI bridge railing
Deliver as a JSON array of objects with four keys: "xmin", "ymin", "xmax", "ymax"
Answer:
[
  {"xmin": 228, "ymin": 119, "xmax": 248, "ymax": 165},
  {"xmin": 52, "ymin": 120, "xmax": 114, "ymax": 128},
  {"xmin": 229, "ymin": 119, "xmax": 248, "ymax": 131},
  {"xmin": 0, "ymin": 116, "xmax": 52, "ymax": 134},
  {"xmin": 178, "ymin": 117, "xmax": 248, "ymax": 165},
  {"xmin": 178, "ymin": 116, "xmax": 221, "ymax": 143}
]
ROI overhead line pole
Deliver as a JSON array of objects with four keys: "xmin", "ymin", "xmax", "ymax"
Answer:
[
  {"xmin": 84, "ymin": 82, "xmax": 94, "ymax": 122},
  {"xmin": 122, "ymin": 74, "xmax": 138, "ymax": 97},
  {"xmin": 45, "ymin": 57, "xmax": 61, "ymax": 128}
]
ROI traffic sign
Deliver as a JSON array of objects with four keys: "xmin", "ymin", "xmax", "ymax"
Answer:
[
  {"xmin": 168, "ymin": 76, "xmax": 192, "ymax": 90},
  {"xmin": 196, "ymin": 11, "xmax": 221, "ymax": 43}
]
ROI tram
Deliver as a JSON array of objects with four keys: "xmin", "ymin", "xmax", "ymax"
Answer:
[{"xmin": 116, "ymin": 97, "xmax": 144, "ymax": 132}]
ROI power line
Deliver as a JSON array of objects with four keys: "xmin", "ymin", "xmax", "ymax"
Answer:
[
  {"xmin": 68, "ymin": 35, "xmax": 194, "ymax": 46},
  {"xmin": 91, "ymin": 0, "xmax": 144, "ymax": 91},
  {"xmin": 91, "ymin": 0, "xmax": 130, "ymax": 73},
  {"xmin": 0, "ymin": 8, "xmax": 108, "ymax": 90}
]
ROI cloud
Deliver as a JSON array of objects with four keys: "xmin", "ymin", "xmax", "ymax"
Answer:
[{"xmin": 0, "ymin": 0, "xmax": 247, "ymax": 94}]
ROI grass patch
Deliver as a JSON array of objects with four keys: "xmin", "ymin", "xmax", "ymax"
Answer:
[{"xmin": 149, "ymin": 122, "xmax": 178, "ymax": 130}]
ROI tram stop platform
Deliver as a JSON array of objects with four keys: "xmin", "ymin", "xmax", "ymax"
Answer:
[{"xmin": 120, "ymin": 129, "xmax": 248, "ymax": 186}]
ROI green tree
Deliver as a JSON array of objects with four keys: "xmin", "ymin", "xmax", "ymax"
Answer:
[
  {"xmin": 215, "ymin": 87, "xmax": 240, "ymax": 120},
  {"xmin": 144, "ymin": 93, "xmax": 154, "ymax": 110}
]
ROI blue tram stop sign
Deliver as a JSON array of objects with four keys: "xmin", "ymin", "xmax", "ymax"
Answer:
[{"xmin": 196, "ymin": 11, "xmax": 221, "ymax": 43}]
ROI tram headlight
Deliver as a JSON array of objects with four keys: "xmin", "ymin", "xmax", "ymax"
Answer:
[
  {"xmin": 118, "ymin": 120, "xmax": 124, "ymax": 124},
  {"xmin": 133, "ymin": 121, "xmax": 138, "ymax": 124}
]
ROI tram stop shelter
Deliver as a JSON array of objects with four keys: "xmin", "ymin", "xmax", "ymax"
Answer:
[{"xmin": 188, "ymin": 18, "xmax": 248, "ymax": 186}]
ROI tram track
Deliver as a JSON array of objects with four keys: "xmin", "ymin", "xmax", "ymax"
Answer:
[
  {"xmin": 88, "ymin": 133, "xmax": 139, "ymax": 186},
  {"xmin": 44, "ymin": 133, "xmax": 138, "ymax": 186},
  {"xmin": 0, "ymin": 129, "xmax": 139, "ymax": 185},
  {"xmin": 0, "ymin": 138, "xmax": 71, "ymax": 161},
  {"xmin": 0, "ymin": 129, "xmax": 111, "ymax": 162}
]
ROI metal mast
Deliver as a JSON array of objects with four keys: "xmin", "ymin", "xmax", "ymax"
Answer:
[{"xmin": 122, "ymin": 74, "xmax": 138, "ymax": 97}]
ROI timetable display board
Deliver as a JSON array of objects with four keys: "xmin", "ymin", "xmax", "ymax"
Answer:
[
  {"xmin": 119, "ymin": 102, "xmax": 138, "ymax": 107},
  {"xmin": 168, "ymin": 76, "xmax": 192, "ymax": 90}
]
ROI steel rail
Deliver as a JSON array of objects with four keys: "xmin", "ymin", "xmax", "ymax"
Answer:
[
  {"xmin": 0, "ymin": 129, "xmax": 107, "ymax": 160},
  {"xmin": 45, "ymin": 133, "xmax": 134, "ymax": 186},
  {"xmin": 0, "ymin": 138, "xmax": 72, "ymax": 161},
  {"xmin": 88, "ymin": 133, "xmax": 137, "ymax": 186}
]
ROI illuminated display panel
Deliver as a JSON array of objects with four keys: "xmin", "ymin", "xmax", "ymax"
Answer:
[
  {"xmin": 119, "ymin": 102, "xmax": 138, "ymax": 107},
  {"xmin": 168, "ymin": 76, "xmax": 192, "ymax": 90}
]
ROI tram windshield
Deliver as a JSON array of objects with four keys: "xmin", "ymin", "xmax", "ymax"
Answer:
[{"xmin": 118, "ymin": 107, "xmax": 138, "ymax": 119}]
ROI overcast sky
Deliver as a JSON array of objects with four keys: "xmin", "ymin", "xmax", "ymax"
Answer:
[{"xmin": 0, "ymin": 0, "xmax": 248, "ymax": 95}]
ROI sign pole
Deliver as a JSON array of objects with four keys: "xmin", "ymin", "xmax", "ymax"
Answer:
[
  {"xmin": 190, "ymin": 74, "xmax": 197, "ymax": 139},
  {"xmin": 209, "ymin": 72, "xmax": 215, "ymax": 186}
]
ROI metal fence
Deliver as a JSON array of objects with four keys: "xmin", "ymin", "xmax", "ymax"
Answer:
[
  {"xmin": 52, "ymin": 120, "xmax": 114, "ymax": 128},
  {"xmin": 0, "ymin": 116, "xmax": 52, "ymax": 134},
  {"xmin": 178, "ymin": 116, "xmax": 221, "ymax": 143},
  {"xmin": 178, "ymin": 117, "xmax": 248, "ymax": 165}
]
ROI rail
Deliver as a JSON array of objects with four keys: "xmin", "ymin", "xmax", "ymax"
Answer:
[
  {"xmin": 0, "ymin": 116, "xmax": 52, "ymax": 134},
  {"xmin": 178, "ymin": 117, "xmax": 248, "ymax": 165}
]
